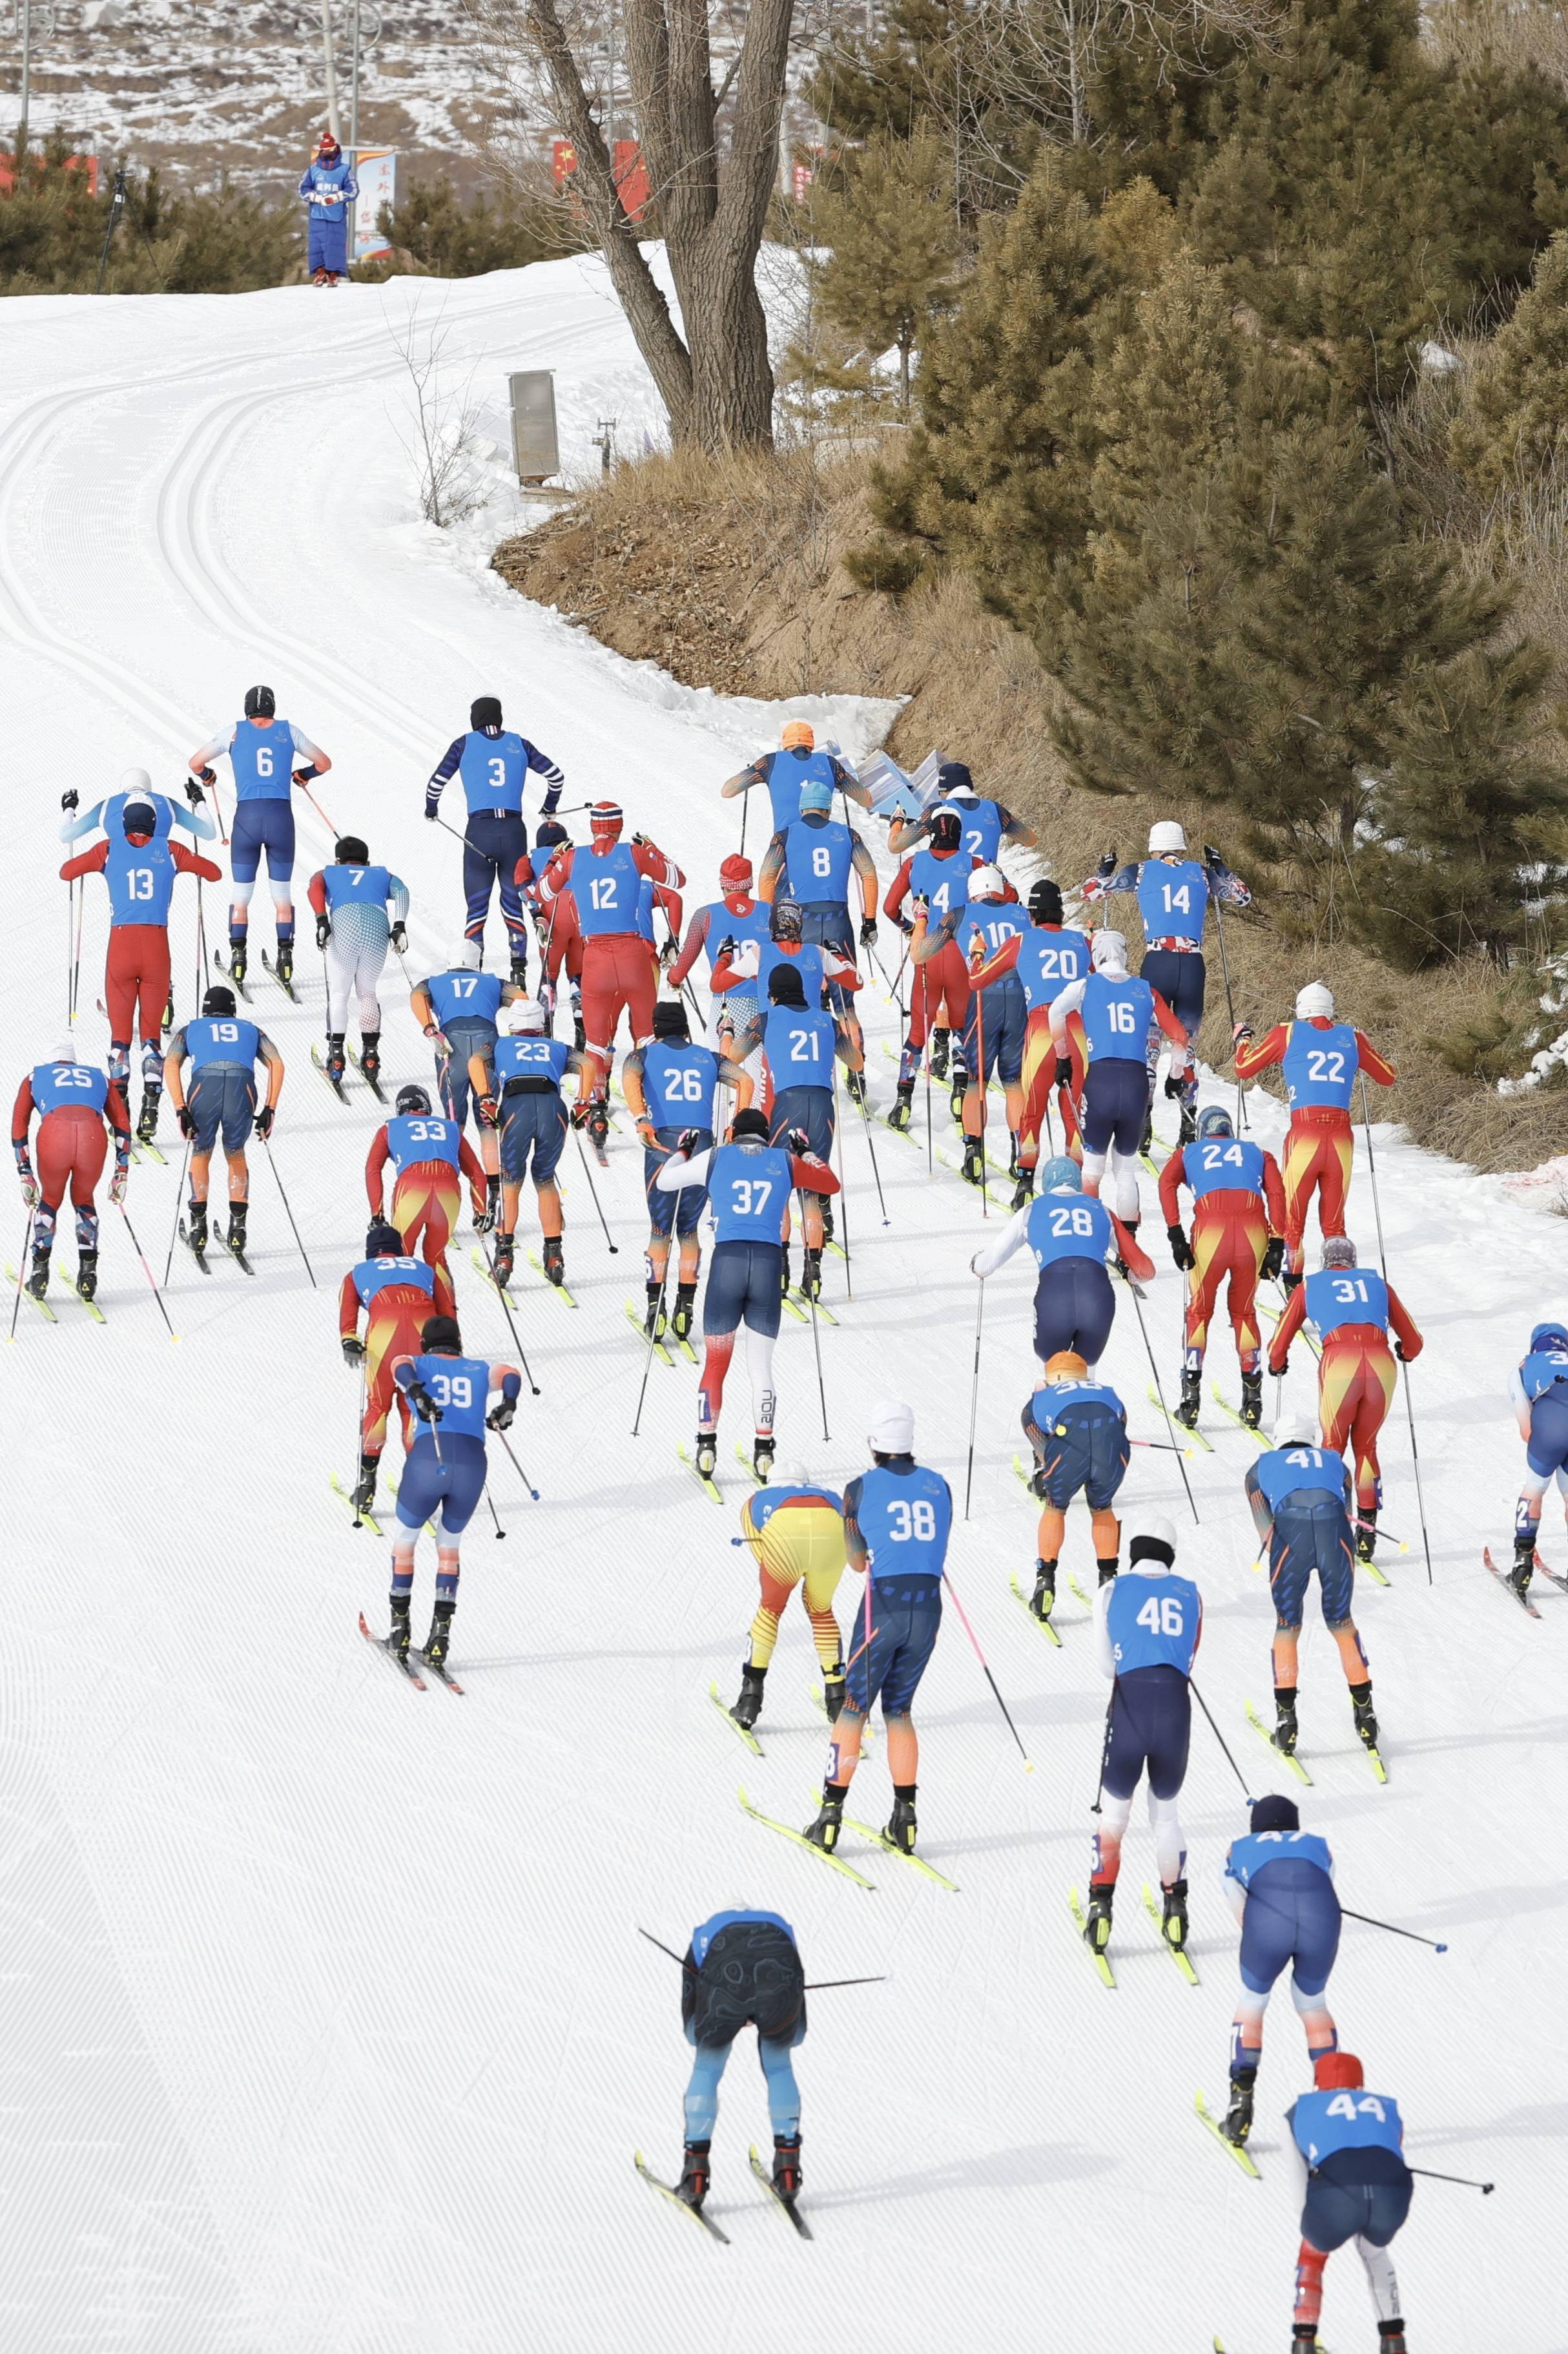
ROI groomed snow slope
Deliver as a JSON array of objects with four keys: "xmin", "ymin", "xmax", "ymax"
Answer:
[{"xmin": 0, "ymin": 260, "xmax": 1563, "ymax": 2354}]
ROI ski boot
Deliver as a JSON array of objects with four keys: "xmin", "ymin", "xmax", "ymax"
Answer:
[
  {"xmin": 1029, "ymin": 1558, "xmax": 1056, "ymax": 1623},
  {"xmin": 26, "ymin": 1245, "xmax": 50, "ymax": 1301},
  {"xmin": 387, "ymin": 1595, "xmax": 413, "ymax": 1662},
  {"xmin": 163, "ymin": 990, "xmax": 174, "ymax": 1034},
  {"xmin": 359, "ymin": 1030, "xmax": 382, "ymax": 1084},
  {"xmin": 225, "ymin": 1203, "xmax": 249, "ymax": 1257},
  {"xmin": 821, "ymin": 1196, "xmax": 835, "ymax": 1245},
  {"xmin": 1350, "ymin": 1680, "xmax": 1379, "ymax": 1751},
  {"xmin": 1139, "ymin": 1111, "xmax": 1155, "ymax": 1158},
  {"xmin": 572, "ymin": 1005, "xmax": 586, "ymax": 1054},
  {"xmin": 1273, "ymin": 1688, "xmax": 1300, "ymax": 1756},
  {"xmin": 484, "ymin": 1173, "xmax": 501, "ymax": 1226},
  {"xmin": 542, "ymin": 1235, "xmax": 566, "ymax": 1286},
  {"xmin": 643, "ymin": 1282, "xmax": 666, "ymax": 1340},
  {"xmin": 1082, "ymin": 1882, "xmax": 1114, "ymax": 1955},
  {"xmin": 1508, "ymin": 1534, "xmax": 1535, "ymax": 1601},
  {"xmin": 228, "ymin": 943, "xmax": 247, "ymax": 984},
  {"xmin": 821, "ymin": 1664, "xmax": 847, "ymax": 1722},
  {"xmin": 803, "ymin": 1793, "xmax": 843, "ymax": 1851},
  {"xmin": 351, "ymin": 1453, "xmax": 379, "ymax": 1514},
  {"xmin": 76, "ymin": 1249, "xmax": 99, "ymax": 1303},
  {"xmin": 586, "ymin": 1103, "xmax": 610, "ymax": 1156},
  {"xmin": 138, "ymin": 1087, "xmax": 161, "ymax": 1143},
  {"xmin": 1240, "ymin": 1370, "xmax": 1263, "ymax": 1429},
  {"xmin": 949, "ymin": 1069, "xmax": 968, "ymax": 1123},
  {"xmin": 1292, "ymin": 2329, "xmax": 1319, "ymax": 2353},
  {"xmin": 1175, "ymin": 1368, "xmax": 1202, "ymax": 1430},
  {"xmin": 1223, "ymin": 2068, "xmax": 1257, "ymax": 2146},
  {"xmin": 1007, "ymin": 1131, "xmax": 1022, "ymax": 1182},
  {"xmin": 1096, "ymin": 1556, "xmax": 1119, "ymax": 1587},
  {"xmin": 885, "ymin": 1795, "xmax": 918, "ymax": 1853},
  {"xmin": 770, "ymin": 2134, "xmax": 803, "ymax": 2201},
  {"xmin": 780, "ymin": 1247, "xmax": 792, "ymax": 1300},
  {"xmin": 1356, "ymin": 1511, "xmax": 1377, "ymax": 1565},
  {"xmin": 800, "ymin": 1247, "xmax": 823, "ymax": 1300},
  {"xmin": 730, "ymin": 1663, "xmax": 767, "ymax": 1731},
  {"xmin": 491, "ymin": 1233, "xmax": 516, "ymax": 1288},
  {"xmin": 185, "ymin": 1202, "xmax": 209, "ymax": 1255},
  {"xmin": 960, "ymin": 1136, "xmax": 985, "ymax": 1187},
  {"xmin": 752, "ymin": 1435, "xmax": 776, "ymax": 1483},
  {"xmin": 1010, "ymin": 1167, "xmax": 1035, "ymax": 1212},
  {"xmin": 1160, "ymin": 1877, "xmax": 1189, "ymax": 1952},
  {"xmin": 1377, "ymin": 2328, "xmax": 1408, "ymax": 2353},
  {"xmin": 423, "ymin": 1599, "xmax": 456, "ymax": 1668},
  {"xmin": 509, "ymin": 951, "xmax": 528, "ymax": 989},
  {"xmin": 671, "ymin": 1282, "xmax": 696, "ymax": 1340},
  {"xmin": 677, "ymin": 2141, "xmax": 711, "ymax": 2209},
  {"xmin": 274, "ymin": 941, "xmax": 294, "ymax": 988},
  {"xmin": 929, "ymin": 1028, "xmax": 950, "ymax": 1081},
  {"xmin": 325, "ymin": 1032, "xmax": 348, "ymax": 1085},
  {"xmin": 845, "ymin": 1068, "xmax": 867, "ymax": 1109},
  {"xmin": 695, "ymin": 1432, "xmax": 717, "ymax": 1483},
  {"xmin": 887, "ymin": 1080, "xmax": 914, "ymax": 1132}
]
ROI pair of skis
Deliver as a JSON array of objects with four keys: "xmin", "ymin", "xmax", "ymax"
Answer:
[
  {"xmin": 179, "ymin": 1218, "xmax": 252, "ymax": 1274},
  {"xmin": 1245, "ymin": 1698, "xmax": 1387, "ymax": 1786},
  {"xmin": 1066, "ymin": 1886, "xmax": 1198, "ymax": 1990},
  {"xmin": 634, "ymin": 2145, "xmax": 810, "ymax": 2242},
  {"xmin": 739, "ymin": 1786, "xmax": 959, "ymax": 1891},
  {"xmin": 358, "ymin": 1612, "xmax": 464, "ymax": 1693},
  {"xmin": 624, "ymin": 1299, "xmax": 696, "ymax": 1366},
  {"xmin": 6, "ymin": 1264, "xmax": 105, "ymax": 1324},
  {"xmin": 1485, "ymin": 1545, "xmax": 1568, "ymax": 1618}
]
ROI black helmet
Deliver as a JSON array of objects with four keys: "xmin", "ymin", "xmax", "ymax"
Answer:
[
  {"xmin": 202, "ymin": 984, "xmax": 237, "ymax": 1017},
  {"xmin": 937, "ymin": 760, "xmax": 973, "ymax": 795},
  {"xmin": 471, "ymin": 695, "xmax": 503, "ymax": 731},
  {"xmin": 123, "ymin": 801, "xmax": 156, "ymax": 837},
  {"xmin": 421, "ymin": 1315, "xmax": 462, "ymax": 1353},
  {"xmin": 930, "ymin": 808, "xmax": 962, "ymax": 850},
  {"xmin": 366, "ymin": 1220, "xmax": 404, "ymax": 1256},
  {"xmin": 768, "ymin": 964, "xmax": 807, "ymax": 1008},
  {"xmin": 335, "ymin": 835, "xmax": 369, "ymax": 864},
  {"xmin": 535, "ymin": 820, "xmax": 569, "ymax": 851},
  {"xmin": 243, "ymin": 685, "xmax": 276, "ymax": 719},
  {"xmin": 652, "ymin": 1000, "xmax": 689, "ymax": 1039},
  {"xmin": 772, "ymin": 899, "xmax": 803, "ymax": 944},
  {"xmin": 395, "ymin": 1084, "xmax": 432, "ymax": 1116},
  {"xmin": 1027, "ymin": 878, "xmax": 1063, "ymax": 925},
  {"xmin": 1250, "ymin": 1793, "xmax": 1300, "ymax": 1835},
  {"xmin": 732, "ymin": 1108, "xmax": 770, "ymax": 1142}
]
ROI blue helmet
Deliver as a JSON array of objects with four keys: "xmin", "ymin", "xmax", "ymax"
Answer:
[
  {"xmin": 1196, "ymin": 1106, "xmax": 1233, "ymax": 1139},
  {"xmin": 1039, "ymin": 1156, "xmax": 1082, "ymax": 1193},
  {"xmin": 1530, "ymin": 1322, "xmax": 1568, "ymax": 1357}
]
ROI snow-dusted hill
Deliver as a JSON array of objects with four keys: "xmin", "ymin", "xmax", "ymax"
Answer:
[{"xmin": 0, "ymin": 259, "xmax": 1562, "ymax": 2354}]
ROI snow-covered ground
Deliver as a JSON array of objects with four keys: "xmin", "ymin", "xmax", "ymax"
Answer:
[{"xmin": 1, "ymin": 259, "xmax": 1563, "ymax": 2354}]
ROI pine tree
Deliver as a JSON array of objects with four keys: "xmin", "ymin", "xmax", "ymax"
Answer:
[
  {"xmin": 1450, "ymin": 229, "xmax": 1568, "ymax": 492},
  {"xmin": 803, "ymin": 132, "xmax": 960, "ymax": 414}
]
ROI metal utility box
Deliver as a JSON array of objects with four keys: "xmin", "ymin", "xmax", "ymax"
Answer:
[{"xmin": 509, "ymin": 370, "xmax": 560, "ymax": 485}]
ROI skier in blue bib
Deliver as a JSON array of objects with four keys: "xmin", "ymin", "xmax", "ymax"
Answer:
[
  {"xmin": 1020, "ymin": 1349, "xmax": 1129, "ymax": 1623},
  {"xmin": 298, "ymin": 130, "xmax": 357, "ymax": 285},
  {"xmin": 673, "ymin": 1908, "xmax": 809, "ymax": 2216},
  {"xmin": 308, "ymin": 835, "xmax": 410, "ymax": 1088},
  {"xmin": 187, "ymin": 685, "xmax": 331, "ymax": 988},
  {"xmin": 1506, "ymin": 1318, "xmax": 1568, "ymax": 1601},
  {"xmin": 888, "ymin": 760, "xmax": 1038, "ymax": 866},
  {"xmin": 468, "ymin": 997, "xmax": 589, "ymax": 1291},
  {"xmin": 622, "ymin": 997, "xmax": 752, "ymax": 1348},
  {"xmin": 1288, "ymin": 2050, "xmax": 1414, "ymax": 2354},
  {"xmin": 424, "ymin": 694, "xmax": 565, "ymax": 981},
  {"xmin": 721, "ymin": 718, "xmax": 871, "ymax": 834},
  {"xmin": 409, "ymin": 940, "xmax": 523, "ymax": 1233},
  {"xmin": 12, "ymin": 1044, "xmax": 132, "ymax": 1304},
  {"xmin": 60, "ymin": 763, "xmax": 216, "ymax": 849},
  {"xmin": 387, "ymin": 1315, "xmax": 522, "ymax": 1667},
  {"xmin": 163, "ymin": 984, "xmax": 286, "ymax": 1263},
  {"xmin": 1220, "ymin": 1794, "xmax": 1341, "ymax": 2150},
  {"xmin": 1246, "ymin": 1413, "xmax": 1375, "ymax": 1767}
]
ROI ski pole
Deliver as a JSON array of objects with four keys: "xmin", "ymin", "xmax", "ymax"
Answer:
[
  {"xmin": 1119, "ymin": 1267, "xmax": 1201, "ymax": 1524},
  {"xmin": 795, "ymin": 1183, "xmax": 830, "ymax": 1441},
  {"xmin": 738, "ymin": 790, "xmax": 748, "ymax": 860},
  {"xmin": 829, "ymin": 1071, "xmax": 852, "ymax": 1302},
  {"xmin": 298, "ymin": 782, "xmax": 342, "ymax": 837},
  {"xmin": 259, "ymin": 1135, "xmax": 316, "ymax": 1287},
  {"xmin": 1357, "ymin": 1075, "xmax": 1433, "ymax": 1585},
  {"xmin": 1339, "ymin": 1906, "xmax": 1447, "ymax": 1952},
  {"xmin": 349, "ymin": 1358, "xmax": 369, "ymax": 1528},
  {"xmin": 1090, "ymin": 1698, "xmax": 1113, "ymax": 1815},
  {"xmin": 482, "ymin": 1485, "xmax": 508, "ymax": 1538},
  {"xmin": 635, "ymin": 1928, "xmax": 885, "ymax": 1990},
  {"xmin": 631, "ymin": 1232, "xmax": 674, "ymax": 1437},
  {"xmin": 196, "ymin": 877, "xmax": 210, "ymax": 999},
  {"xmin": 7, "ymin": 1204, "xmax": 37, "ymax": 1342},
  {"xmin": 70, "ymin": 875, "xmax": 85, "ymax": 1028},
  {"xmin": 940, "ymin": 1566, "xmax": 1033, "ymax": 1769},
  {"xmin": 163, "ymin": 1138, "xmax": 193, "ymax": 1284},
  {"xmin": 1407, "ymin": 2167, "xmax": 1494, "ymax": 2194},
  {"xmin": 1189, "ymin": 1678, "xmax": 1252, "ymax": 1801},
  {"xmin": 850, "ymin": 1054, "xmax": 890, "ymax": 1225},
  {"xmin": 66, "ymin": 877, "xmax": 76, "ymax": 1023},
  {"xmin": 963, "ymin": 1279, "xmax": 984, "ymax": 1519},
  {"xmin": 116, "ymin": 1200, "xmax": 179, "ymax": 1340},
  {"xmin": 975, "ymin": 983, "xmax": 989, "ymax": 1218},
  {"xmin": 573, "ymin": 1130, "xmax": 619, "ymax": 1255},
  {"xmin": 474, "ymin": 1234, "xmax": 542, "ymax": 1394},
  {"xmin": 209, "ymin": 773, "xmax": 228, "ymax": 847},
  {"xmin": 491, "ymin": 1424, "xmax": 541, "ymax": 1501}
]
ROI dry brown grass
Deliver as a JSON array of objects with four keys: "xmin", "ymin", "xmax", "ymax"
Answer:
[{"xmin": 493, "ymin": 446, "xmax": 1568, "ymax": 1174}]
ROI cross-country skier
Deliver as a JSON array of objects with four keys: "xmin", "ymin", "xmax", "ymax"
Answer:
[
  {"xmin": 298, "ymin": 129, "xmax": 357, "ymax": 286},
  {"xmin": 727, "ymin": 1475, "xmax": 847, "ymax": 1730},
  {"xmin": 888, "ymin": 760, "xmax": 1038, "ymax": 863},
  {"xmin": 1267, "ymin": 1235, "xmax": 1422, "ymax": 1573},
  {"xmin": 1080, "ymin": 824, "xmax": 1251, "ymax": 1138},
  {"xmin": 409, "ymin": 941, "xmax": 521, "ymax": 1225},
  {"xmin": 922, "ymin": 866, "xmax": 1029, "ymax": 1182},
  {"xmin": 164, "ymin": 985, "xmax": 285, "ymax": 1262},
  {"xmin": 537, "ymin": 802, "xmax": 685, "ymax": 1146},
  {"xmin": 60, "ymin": 766, "xmax": 216, "ymax": 847},
  {"xmin": 965, "ymin": 878, "xmax": 1091, "ymax": 1205},
  {"xmin": 675, "ymin": 1908, "xmax": 808, "ymax": 2211},
  {"xmin": 882, "ymin": 806, "xmax": 978, "ymax": 1122},
  {"xmin": 1081, "ymin": 1516, "xmax": 1200, "ymax": 1963},
  {"xmin": 1159, "ymin": 1105, "xmax": 1288, "ymax": 1429},
  {"xmin": 188, "ymin": 686, "xmax": 331, "ymax": 989},
  {"xmin": 622, "ymin": 998, "xmax": 752, "ymax": 1346},
  {"xmin": 387, "ymin": 1315, "xmax": 521, "ymax": 1665},
  {"xmin": 1287, "ymin": 2051, "xmax": 1414, "ymax": 2354},
  {"xmin": 1505, "ymin": 1319, "xmax": 1568, "ymax": 1601},
  {"xmin": 519, "ymin": 817, "xmax": 583, "ymax": 1043},
  {"xmin": 654, "ymin": 1109, "xmax": 840, "ymax": 1482},
  {"xmin": 339, "ymin": 1223, "xmax": 456, "ymax": 1513},
  {"xmin": 307, "ymin": 835, "xmax": 409, "ymax": 1088},
  {"xmin": 1246, "ymin": 1415, "xmax": 1377, "ymax": 1764},
  {"xmin": 665, "ymin": 853, "xmax": 772, "ymax": 1060},
  {"xmin": 424, "ymin": 694, "xmax": 564, "ymax": 981},
  {"xmin": 1049, "ymin": 929, "xmax": 1190, "ymax": 1245},
  {"xmin": 365, "ymin": 1086, "xmax": 489, "ymax": 1271},
  {"xmin": 12, "ymin": 1045, "xmax": 131, "ymax": 1302},
  {"xmin": 709, "ymin": 901, "xmax": 858, "ymax": 1061},
  {"xmin": 757, "ymin": 777, "xmax": 880, "ymax": 1054},
  {"xmin": 1220, "ymin": 1795, "xmax": 1341, "ymax": 2149},
  {"xmin": 59, "ymin": 795, "xmax": 223, "ymax": 1141},
  {"xmin": 969, "ymin": 1156, "xmax": 1154, "ymax": 1372},
  {"xmin": 721, "ymin": 720, "xmax": 871, "ymax": 833},
  {"xmin": 1234, "ymin": 985, "xmax": 1397, "ymax": 1282},
  {"xmin": 468, "ymin": 998, "xmax": 587, "ymax": 1291},
  {"xmin": 803, "ymin": 1400, "xmax": 950, "ymax": 1860},
  {"xmin": 1020, "ymin": 1351, "xmax": 1129, "ymax": 1623},
  {"xmin": 759, "ymin": 964, "xmax": 861, "ymax": 1300}
]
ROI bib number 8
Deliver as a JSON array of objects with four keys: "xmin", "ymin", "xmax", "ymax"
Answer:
[{"xmin": 810, "ymin": 844, "xmax": 834, "ymax": 880}]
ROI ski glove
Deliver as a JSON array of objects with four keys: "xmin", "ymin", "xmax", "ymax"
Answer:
[
  {"xmin": 1262, "ymin": 1237, "xmax": 1285, "ymax": 1281},
  {"xmin": 18, "ymin": 1174, "xmax": 37, "ymax": 1207},
  {"xmin": 786, "ymin": 1126, "xmax": 811, "ymax": 1157},
  {"xmin": 1203, "ymin": 842, "xmax": 1222, "ymax": 868},
  {"xmin": 486, "ymin": 1398, "xmax": 516, "ymax": 1432},
  {"xmin": 477, "ymin": 1094, "xmax": 499, "ymax": 1128},
  {"xmin": 1163, "ymin": 1072, "xmax": 1184, "ymax": 1100},
  {"xmin": 185, "ymin": 779, "xmax": 206, "ymax": 807},
  {"xmin": 291, "ymin": 766, "xmax": 316, "ymax": 786},
  {"xmin": 423, "ymin": 1023, "xmax": 447, "ymax": 1046},
  {"xmin": 341, "ymin": 1336, "xmax": 366, "ymax": 1364},
  {"xmin": 61, "ymin": 789, "xmax": 79, "ymax": 812},
  {"xmin": 1167, "ymin": 1223, "xmax": 1194, "ymax": 1271},
  {"xmin": 254, "ymin": 1105, "xmax": 275, "ymax": 1140},
  {"xmin": 178, "ymin": 1106, "xmax": 197, "ymax": 1139},
  {"xmin": 315, "ymin": 915, "xmax": 331, "ymax": 949},
  {"xmin": 1097, "ymin": 849, "xmax": 1118, "ymax": 878},
  {"xmin": 406, "ymin": 1381, "xmax": 443, "ymax": 1423},
  {"xmin": 391, "ymin": 922, "xmax": 407, "ymax": 952},
  {"xmin": 1054, "ymin": 1056, "xmax": 1073, "ymax": 1091},
  {"xmin": 197, "ymin": 766, "xmax": 217, "ymax": 786},
  {"xmin": 1232, "ymin": 1019, "xmax": 1254, "ymax": 1047},
  {"xmin": 676, "ymin": 1127, "xmax": 704, "ymax": 1158},
  {"xmin": 473, "ymin": 1200, "xmax": 495, "ymax": 1234},
  {"xmin": 859, "ymin": 918, "xmax": 878, "ymax": 948},
  {"xmin": 570, "ymin": 1099, "xmax": 593, "ymax": 1130},
  {"xmin": 1394, "ymin": 1340, "xmax": 1410, "ymax": 1361},
  {"xmin": 108, "ymin": 1168, "xmax": 127, "ymax": 1206}
]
